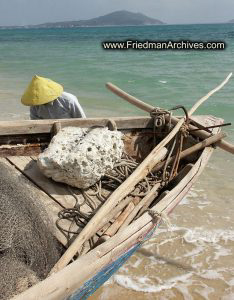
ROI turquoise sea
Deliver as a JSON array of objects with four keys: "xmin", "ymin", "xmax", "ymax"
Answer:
[
  {"xmin": 0, "ymin": 24, "xmax": 234, "ymax": 130},
  {"xmin": 0, "ymin": 24, "xmax": 234, "ymax": 299}
]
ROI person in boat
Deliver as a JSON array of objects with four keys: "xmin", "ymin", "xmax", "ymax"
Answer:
[{"xmin": 21, "ymin": 75, "xmax": 86, "ymax": 120}]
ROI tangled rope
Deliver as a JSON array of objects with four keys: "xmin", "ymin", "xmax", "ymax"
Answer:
[
  {"xmin": 150, "ymin": 107, "xmax": 171, "ymax": 129},
  {"xmin": 56, "ymin": 111, "xmax": 188, "ymax": 247},
  {"xmin": 150, "ymin": 107, "xmax": 172, "ymax": 146},
  {"xmin": 56, "ymin": 152, "xmax": 162, "ymax": 246}
]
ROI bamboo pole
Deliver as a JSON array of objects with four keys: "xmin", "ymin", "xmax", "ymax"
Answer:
[
  {"xmin": 118, "ymin": 182, "xmax": 161, "ymax": 233},
  {"xmin": 106, "ymin": 73, "xmax": 234, "ymax": 154},
  {"xmin": 102, "ymin": 202, "xmax": 136, "ymax": 237}
]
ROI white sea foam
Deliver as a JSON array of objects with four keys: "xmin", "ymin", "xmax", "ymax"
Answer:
[
  {"xmin": 159, "ymin": 80, "xmax": 167, "ymax": 84},
  {"xmin": 175, "ymin": 285, "xmax": 193, "ymax": 300},
  {"xmin": 187, "ymin": 189, "xmax": 200, "ymax": 198},
  {"xmin": 197, "ymin": 202, "xmax": 211, "ymax": 210},
  {"xmin": 183, "ymin": 244, "xmax": 205, "ymax": 258},
  {"xmin": 199, "ymin": 270, "xmax": 223, "ymax": 280},
  {"xmin": 213, "ymin": 245, "xmax": 231, "ymax": 260},
  {"xmin": 228, "ymin": 278, "xmax": 234, "ymax": 286},
  {"xmin": 192, "ymin": 285, "xmax": 214, "ymax": 299},
  {"xmin": 112, "ymin": 273, "xmax": 193, "ymax": 293},
  {"xmin": 130, "ymin": 256, "xmax": 143, "ymax": 269},
  {"xmin": 221, "ymin": 293, "xmax": 234, "ymax": 300},
  {"xmin": 179, "ymin": 196, "xmax": 190, "ymax": 205},
  {"xmin": 183, "ymin": 228, "xmax": 234, "ymax": 244},
  {"xmin": 103, "ymin": 228, "xmax": 234, "ymax": 298}
]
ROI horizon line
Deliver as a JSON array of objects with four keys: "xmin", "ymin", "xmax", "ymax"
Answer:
[{"xmin": 0, "ymin": 21, "xmax": 232, "ymax": 28}]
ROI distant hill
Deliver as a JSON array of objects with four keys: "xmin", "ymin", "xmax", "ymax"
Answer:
[
  {"xmin": 36, "ymin": 10, "xmax": 164, "ymax": 28},
  {"xmin": 229, "ymin": 19, "xmax": 234, "ymax": 23}
]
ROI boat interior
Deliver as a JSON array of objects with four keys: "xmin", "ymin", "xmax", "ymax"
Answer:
[{"xmin": 0, "ymin": 116, "xmax": 215, "ymax": 256}]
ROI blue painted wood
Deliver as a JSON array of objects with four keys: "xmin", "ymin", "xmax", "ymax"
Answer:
[
  {"xmin": 69, "ymin": 226, "xmax": 157, "ymax": 300},
  {"xmin": 69, "ymin": 243, "xmax": 141, "ymax": 300}
]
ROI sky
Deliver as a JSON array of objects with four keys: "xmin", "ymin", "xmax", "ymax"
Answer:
[{"xmin": 0, "ymin": 0, "xmax": 233, "ymax": 26}]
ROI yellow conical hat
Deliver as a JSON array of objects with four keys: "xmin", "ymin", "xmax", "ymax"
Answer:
[{"xmin": 21, "ymin": 75, "xmax": 63, "ymax": 106}]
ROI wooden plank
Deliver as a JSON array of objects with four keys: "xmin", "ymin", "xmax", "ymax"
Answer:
[
  {"xmin": 0, "ymin": 129, "xmax": 155, "ymax": 158},
  {"xmin": 0, "ymin": 158, "xmax": 67, "ymax": 246},
  {"xmin": 0, "ymin": 116, "xmax": 153, "ymax": 136},
  {"xmin": 7, "ymin": 156, "xmax": 85, "ymax": 210},
  {"xmin": 0, "ymin": 132, "xmax": 49, "ymax": 145},
  {"xmin": 0, "ymin": 143, "xmax": 43, "ymax": 157}
]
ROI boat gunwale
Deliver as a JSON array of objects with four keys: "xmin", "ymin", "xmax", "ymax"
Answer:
[
  {"xmin": 0, "ymin": 115, "xmax": 217, "ymax": 137},
  {"xmin": 0, "ymin": 116, "xmax": 153, "ymax": 136}
]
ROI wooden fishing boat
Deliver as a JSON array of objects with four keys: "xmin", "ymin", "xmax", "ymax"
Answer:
[
  {"xmin": 0, "ymin": 74, "xmax": 233, "ymax": 300},
  {"xmin": 0, "ymin": 113, "xmax": 226, "ymax": 300}
]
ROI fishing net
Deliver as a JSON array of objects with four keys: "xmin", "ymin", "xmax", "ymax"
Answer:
[
  {"xmin": 0, "ymin": 255, "xmax": 39, "ymax": 300},
  {"xmin": 0, "ymin": 161, "xmax": 61, "ymax": 299}
]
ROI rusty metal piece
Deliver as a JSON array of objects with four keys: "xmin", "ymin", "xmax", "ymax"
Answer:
[{"xmin": 170, "ymin": 105, "xmax": 189, "ymax": 124}]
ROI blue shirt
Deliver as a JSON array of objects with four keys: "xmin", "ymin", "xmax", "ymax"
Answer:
[{"xmin": 30, "ymin": 92, "xmax": 86, "ymax": 120}]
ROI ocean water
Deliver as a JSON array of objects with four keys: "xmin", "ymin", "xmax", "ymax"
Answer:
[{"xmin": 0, "ymin": 24, "xmax": 234, "ymax": 299}]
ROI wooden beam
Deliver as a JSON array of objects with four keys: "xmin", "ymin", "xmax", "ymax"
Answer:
[
  {"xmin": 0, "ymin": 143, "xmax": 45, "ymax": 157},
  {"xmin": 0, "ymin": 117, "xmax": 153, "ymax": 136}
]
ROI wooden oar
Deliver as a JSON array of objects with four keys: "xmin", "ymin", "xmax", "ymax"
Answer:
[
  {"xmin": 50, "ymin": 77, "xmax": 222, "ymax": 274},
  {"xmin": 106, "ymin": 73, "xmax": 234, "ymax": 154}
]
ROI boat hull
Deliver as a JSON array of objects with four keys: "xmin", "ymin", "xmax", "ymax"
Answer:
[
  {"xmin": 13, "ymin": 140, "xmax": 214, "ymax": 300},
  {"xmin": 0, "ymin": 115, "xmax": 220, "ymax": 300}
]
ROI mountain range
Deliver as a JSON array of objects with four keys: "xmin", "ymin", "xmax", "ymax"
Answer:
[{"xmin": 33, "ymin": 10, "xmax": 164, "ymax": 28}]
